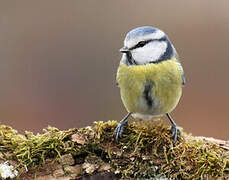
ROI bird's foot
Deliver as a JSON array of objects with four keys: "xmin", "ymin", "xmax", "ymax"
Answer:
[
  {"xmin": 114, "ymin": 113, "xmax": 131, "ymax": 141},
  {"xmin": 170, "ymin": 124, "xmax": 181, "ymax": 143},
  {"xmin": 114, "ymin": 119, "xmax": 127, "ymax": 141}
]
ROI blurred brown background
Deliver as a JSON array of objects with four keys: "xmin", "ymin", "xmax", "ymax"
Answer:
[{"xmin": 0, "ymin": 1, "xmax": 229, "ymax": 139}]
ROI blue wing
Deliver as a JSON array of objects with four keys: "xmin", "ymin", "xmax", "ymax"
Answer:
[{"xmin": 173, "ymin": 47, "xmax": 185, "ymax": 86}]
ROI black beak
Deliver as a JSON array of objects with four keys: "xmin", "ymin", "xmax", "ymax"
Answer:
[{"xmin": 120, "ymin": 46, "xmax": 129, "ymax": 53}]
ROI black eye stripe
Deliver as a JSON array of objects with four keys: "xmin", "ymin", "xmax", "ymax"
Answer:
[
  {"xmin": 129, "ymin": 40, "xmax": 152, "ymax": 50},
  {"xmin": 136, "ymin": 40, "xmax": 152, "ymax": 48},
  {"xmin": 129, "ymin": 36, "xmax": 167, "ymax": 50},
  {"xmin": 157, "ymin": 37, "xmax": 167, "ymax": 42}
]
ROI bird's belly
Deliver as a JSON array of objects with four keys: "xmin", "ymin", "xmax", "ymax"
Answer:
[
  {"xmin": 132, "ymin": 112, "xmax": 164, "ymax": 121},
  {"xmin": 117, "ymin": 60, "xmax": 183, "ymax": 118},
  {"xmin": 123, "ymin": 81, "xmax": 182, "ymax": 117}
]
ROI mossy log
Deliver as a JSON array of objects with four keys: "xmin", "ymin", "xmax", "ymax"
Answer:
[{"xmin": 0, "ymin": 120, "xmax": 229, "ymax": 179}]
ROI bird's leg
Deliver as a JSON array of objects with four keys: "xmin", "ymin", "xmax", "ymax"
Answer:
[
  {"xmin": 166, "ymin": 113, "xmax": 181, "ymax": 142},
  {"xmin": 114, "ymin": 112, "xmax": 131, "ymax": 141}
]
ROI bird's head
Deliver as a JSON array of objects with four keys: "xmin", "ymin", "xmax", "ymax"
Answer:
[{"xmin": 120, "ymin": 26, "xmax": 175, "ymax": 65}]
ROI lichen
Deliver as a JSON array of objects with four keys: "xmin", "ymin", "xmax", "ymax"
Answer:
[
  {"xmin": 0, "ymin": 121, "xmax": 228, "ymax": 179},
  {"xmin": 0, "ymin": 161, "xmax": 18, "ymax": 179}
]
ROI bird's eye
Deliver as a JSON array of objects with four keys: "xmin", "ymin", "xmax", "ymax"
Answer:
[
  {"xmin": 130, "ymin": 40, "xmax": 152, "ymax": 50},
  {"xmin": 137, "ymin": 41, "xmax": 147, "ymax": 48}
]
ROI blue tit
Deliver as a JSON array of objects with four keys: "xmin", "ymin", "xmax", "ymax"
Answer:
[{"xmin": 114, "ymin": 26, "xmax": 185, "ymax": 142}]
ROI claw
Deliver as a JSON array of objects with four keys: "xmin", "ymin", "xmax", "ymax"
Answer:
[
  {"xmin": 166, "ymin": 113, "xmax": 181, "ymax": 143},
  {"xmin": 114, "ymin": 122, "xmax": 126, "ymax": 141},
  {"xmin": 170, "ymin": 124, "xmax": 181, "ymax": 142},
  {"xmin": 114, "ymin": 112, "xmax": 131, "ymax": 141}
]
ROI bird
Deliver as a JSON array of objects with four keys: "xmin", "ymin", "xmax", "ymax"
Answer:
[{"xmin": 114, "ymin": 26, "xmax": 185, "ymax": 142}]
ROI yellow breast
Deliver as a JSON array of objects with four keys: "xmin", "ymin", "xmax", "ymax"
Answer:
[{"xmin": 117, "ymin": 58, "xmax": 183, "ymax": 116}]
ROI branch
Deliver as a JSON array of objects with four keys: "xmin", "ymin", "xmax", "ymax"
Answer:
[{"xmin": 0, "ymin": 120, "xmax": 228, "ymax": 179}]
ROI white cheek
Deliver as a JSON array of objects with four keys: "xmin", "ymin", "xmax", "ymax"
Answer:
[{"xmin": 132, "ymin": 41, "xmax": 167, "ymax": 64}]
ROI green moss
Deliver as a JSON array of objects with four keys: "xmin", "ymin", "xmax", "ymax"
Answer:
[
  {"xmin": 94, "ymin": 120, "xmax": 229, "ymax": 179},
  {"xmin": 0, "ymin": 121, "xmax": 228, "ymax": 179}
]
